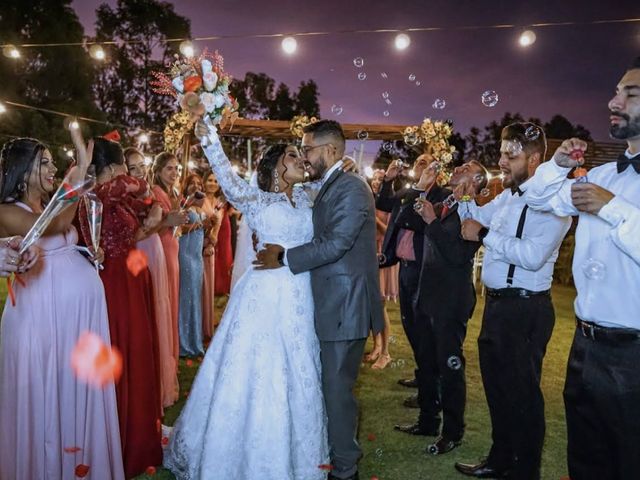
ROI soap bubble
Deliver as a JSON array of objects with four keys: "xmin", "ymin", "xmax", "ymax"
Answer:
[
  {"xmin": 408, "ymin": 73, "xmax": 416, "ymax": 81},
  {"xmin": 380, "ymin": 72, "xmax": 388, "ymax": 79},
  {"xmin": 432, "ymin": 98, "xmax": 446, "ymax": 110},
  {"xmin": 415, "ymin": 81, "xmax": 421, "ymax": 86},
  {"xmin": 357, "ymin": 130, "xmax": 369, "ymax": 141},
  {"xmin": 525, "ymin": 125, "xmax": 541, "ymax": 141},
  {"xmin": 582, "ymin": 258, "xmax": 606, "ymax": 280},
  {"xmin": 447, "ymin": 355, "xmax": 462, "ymax": 370},
  {"xmin": 358, "ymin": 72, "xmax": 367, "ymax": 81},
  {"xmin": 481, "ymin": 90, "xmax": 499, "ymax": 107},
  {"xmin": 330, "ymin": 104, "xmax": 343, "ymax": 116},
  {"xmin": 353, "ymin": 57, "xmax": 364, "ymax": 68},
  {"xmin": 383, "ymin": 110, "xmax": 390, "ymax": 117},
  {"xmin": 382, "ymin": 91, "xmax": 389, "ymax": 99}
]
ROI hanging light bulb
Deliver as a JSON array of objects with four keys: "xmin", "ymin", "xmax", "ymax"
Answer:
[
  {"xmin": 394, "ymin": 33, "xmax": 411, "ymax": 51},
  {"xmin": 89, "ymin": 44, "xmax": 106, "ymax": 61},
  {"xmin": 138, "ymin": 133, "xmax": 149, "ymax": 144},
  {"xmin": 3, "ymin": 45, "xmax": 21, "ymax": 59},
  {"xmin": 281, "ymin": 36, "xmax": 297, "ymax": 55},
  {"xmin": 0, "ymin": 102, "xmax": 6, "ymax": 114},
  {"xmin": 519, "ymin": 30, "xmax": 537, "ymax": 47},
  {"xmin": 144, "ymin": 156, "xmax": 153, "ymax": 166},
  {"xmin": 364, "ymin": 166, "xmax": 374, "ymax": 179},
  {"xmin": 66, "ymin": 149, "xmax": 75, "ymax": 158},
  {"xmin": 179, "ymin": 40, "xmax": 195, "ymax": 58}
]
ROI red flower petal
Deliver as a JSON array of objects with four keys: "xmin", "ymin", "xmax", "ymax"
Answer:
[
  {"xmin": 161, "ymin": 436, "xmax": 169, "ymax": 446},
  {"xmin": 145, "ymin": 466, "xmax": 157, "ymax": 475},
  {"xmin": 318, "ymin": 464, "xmax": 334, "ymax": 471},
  {"xmin": 367, "ymin": 433, "xmax": 377, "ymax": 441},
  {"xmin": 75, "ymin": 464, "xmax": 90, "ymax": 477},
  {"xmin": 70, "ymin": 332, "xmax": 123, "ymax": 388},
  {"xmin": 370, "ymin": 476, "xmax": 380, "ymax": 480},
  {"xmin": 156, "ymin": 419, "xmax": 161, "ymax": 433},
  {"xmin": 64, "ymin": 446, "xmax": 82, "ymax": 453},
  {"xmin": 186, "ymin": 359, "xmax": 193, "ymax": 367},
  {"xmin": 126, "ymin": 249, "xmax": 148, "ymax": 277}
]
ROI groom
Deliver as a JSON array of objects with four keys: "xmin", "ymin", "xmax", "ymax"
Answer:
[{"xmin": 256, "ymin": 119, "xmax": 384, "ymax": 480}]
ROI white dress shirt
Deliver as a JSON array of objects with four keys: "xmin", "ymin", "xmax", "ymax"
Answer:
[
  {"xmin": 525, "ymin": 151, "xmax": 640, "ymax": 329},
  {"xmin": 466, "ymin": 186, "xmax": 572, "ymax": 291}
]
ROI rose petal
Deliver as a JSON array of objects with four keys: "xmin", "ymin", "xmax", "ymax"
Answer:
[
  {"xmin": 156, "ymin": 419, "xmax": 162, "ymax": 433},
  {"xmin": 367, "ymin": 433, "xmax": 376, "ymax": 441},
  {"xmin": 75, "ymin": 464, "xmax": 90, "ymax": 477},
  {"xmin": 161, "ymin": 436, "xmax": 169, "ymax": 446},
  {"xmin": 64, "ymin": 446, "xmax": 82, "ymax": 453},
  {"xmin": 145, "ymin": 466, "xmax": 157, "ymax": 475},
  {"xmin": 318, "ymin": 464, "xmax": 334, "ymax": 471},
  {"xmin": 186, "ymin": 359, "xmax": 193, "ymax": 367},
  {"xmin": 70, "ymin": 332, "xmax": 123, "ymax": 388}
]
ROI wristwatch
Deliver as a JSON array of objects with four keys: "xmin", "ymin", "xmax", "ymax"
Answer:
[
  {"xmin": 478, "ymin": 227, "xmax": 490, "ymax": 241},
  {"xmin": 277, "ymin": 250, "xmax": 285, "ymax": 267}
]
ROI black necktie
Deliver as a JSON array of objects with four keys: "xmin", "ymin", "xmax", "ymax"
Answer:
[{"xmin": 617, "ymin": 153, "xmax": 640, "ymax": 174}]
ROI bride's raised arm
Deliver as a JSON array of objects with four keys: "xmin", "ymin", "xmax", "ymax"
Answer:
[{"xmin": 196, "ymin": 120, "xmax": 264, "ymax": 216}]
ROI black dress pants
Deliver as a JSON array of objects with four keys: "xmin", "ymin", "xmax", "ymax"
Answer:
[
  {"xmin": 416, "ymin": 309, "xmax": 469, "ymax": 437},
  {"xmin": 478, "ymin": 294, "xmax": 554, "ymax": 480},
  {"xmin": 398, "ymin": 260, "xmax": 423, "ymax": 368},
  {"xmin": 564, "ymin": 326, "xmax": 640, "ymax": 480}
]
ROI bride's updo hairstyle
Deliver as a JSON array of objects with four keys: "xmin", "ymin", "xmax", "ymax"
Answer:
[
  {"xmin": 0, "ymin": 138, "xmax": 47, "ymax": 203},
  {"xmin": 256, "ymin": 144, "xmax": 287, "ymax": 192}
]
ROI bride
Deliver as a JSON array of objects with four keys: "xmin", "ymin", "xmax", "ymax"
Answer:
[{"xmin": 164, "ymin": 122, "xmax": 329, "ymax": 479}]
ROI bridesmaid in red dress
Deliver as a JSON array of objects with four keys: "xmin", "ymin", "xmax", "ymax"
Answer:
[
  {"xmin": 151, "ymin": 152, "xmax": 182, "ymax": 364},
  {"xmin": 214, "ymin": 199, "xmax": 233, "ymax": 296},
  {"xmin": 81, "ymin": 138, "xmax": 162, "ymax": 478}
]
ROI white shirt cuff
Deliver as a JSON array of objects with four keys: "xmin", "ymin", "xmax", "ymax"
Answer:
[
  {"xmin": 598, "ymin": 195, "xmax": 627, "ymax": 226},
  {"xmin": 282, "ymin": 249, "xmax": 289, "ymax": 266}
]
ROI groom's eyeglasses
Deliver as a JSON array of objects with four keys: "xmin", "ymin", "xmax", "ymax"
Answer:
[{"xmin": 300, "ymin": 143, "xmax": 334, "ymax": 157}]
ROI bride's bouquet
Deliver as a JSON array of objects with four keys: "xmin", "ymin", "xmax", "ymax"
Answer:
[{"xmin": 151, "ymin": 49, "xmax": 239, "ymax": 127}]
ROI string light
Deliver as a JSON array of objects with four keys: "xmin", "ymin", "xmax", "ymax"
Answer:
[
  {"xmin": 2, "ymin": 45, "xmax": 20, "ymax": 59},
  {"xmin": 0, "ymin": 103, "xmax": 6, "ymax": 114},
  {"xmin": 364, "ymin": 166, "xmax": 374, "ymax": 178},
  {"xmin": 187, "ymin": 160, "xmax": 197, "ymax": 170},
  {"xmin": 281, "ymin": 37, "xmax": 297, "ymax": 55},
  {"xmin": 394, "ymin": 33, "xmax": 411, "ymax": 50},
  {"xmin": 144, "ymin": 156, "xmax": 153, "ymax": 166},
  {"xmin": 66, "ymin": 149, "xmax": 75, "ymax": 157},
  {"xmin": 138, "ymin": 133, "xmax": 149, "ymax": 144},
  {"xmin": 89, "ymin": 44, "xmax": 106, "ymax": 60},
  {"xmin": 519, "ymin": 30, "xmax": 537, "ymax": 47},
  {"xmin": 179, "ymin": 40, "xmax": 194, "ymax": 58}
]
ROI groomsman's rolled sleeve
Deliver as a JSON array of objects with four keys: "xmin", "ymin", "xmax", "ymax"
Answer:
[
  {"xmin": 525, "ymin": 159, "xmax": 578, "ymax": 217},
  {"xmin": 598, "ymin": 196, "xmax": 640, "ymax": 266}
]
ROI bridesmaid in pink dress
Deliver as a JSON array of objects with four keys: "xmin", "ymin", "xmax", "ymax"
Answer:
[
  {"xmin": 125, "ymin": 148, "xmax": 184, "ymax": 408},
  {"xmin": 0, "ymin": 136, "xmax": 124, "ymax": 479},
  {"xmin": 201, "ymin": 171, "xmax": 223, "ymax": 339},
  {"xmin": 151, "ymin": 152, "xmax": 183, "ymax": 364}
]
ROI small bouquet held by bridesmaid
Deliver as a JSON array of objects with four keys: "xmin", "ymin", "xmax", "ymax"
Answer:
[{"xmin": 151, "ymin": 49, "xmax": 239, "ymax": 128}]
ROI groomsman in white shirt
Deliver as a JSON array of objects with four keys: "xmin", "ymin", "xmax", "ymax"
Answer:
[
  {"xmin": 454, "ymin": 122, "xmax": 571, "ymax": 480},
  {"xmin": 525, "ymin": 57, "xmax": 640, "ymax": 480}
]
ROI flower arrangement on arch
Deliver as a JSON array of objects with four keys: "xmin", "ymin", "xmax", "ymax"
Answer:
[
  {"xmin": 290, "ymin": 115, "xmax": 319, "ymax": 138},
  {"xmin": 403, "ymin": 118, "xmax": 456, "ymax": 165},
  {"xmin": 151, "ymin": 49, "xmax": 239, "ymax": 128}
]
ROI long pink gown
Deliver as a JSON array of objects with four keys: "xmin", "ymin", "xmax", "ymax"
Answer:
[
  {"xmin": 376, "ymin": 210, "xmax": 399, "ymax": 301},
  {"xmin": 0, "ymin": 214, "xmax": 124, "ymax": 479},
  {"xmin": 138, "ymin": 232, "xmax": 179, "ymax": 408},
  {"xmin": 153, "ymin": 185, "xmax": 180, "ymax": 364}
]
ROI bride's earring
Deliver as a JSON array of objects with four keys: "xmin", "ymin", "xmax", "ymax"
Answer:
[{"xmin": 273, "ymin": 170, "xmax": 280, "ymax": 193}]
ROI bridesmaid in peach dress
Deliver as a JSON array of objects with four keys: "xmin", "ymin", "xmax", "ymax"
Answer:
[
  {"xmin": 0, "ymin": 136, "xmax": 124, "ymax": 479},
  {"xmin": 151, "ymin": 152, "xmax": 184, "ymax": 364},
  {"xmin": 125, "ymin": 148, "xmax": 184, "ymax": 408},
  {"xmin": 201, "ymin": 171, "xmax": 223, "ymax": 339}
]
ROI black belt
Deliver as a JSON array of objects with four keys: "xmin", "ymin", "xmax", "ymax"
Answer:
[
  {"xmin": 486, "ymin": 287, "xmax": 550, "ymax": 298},
  {"xmin": 399, "ymin": 259, "xmax": 417, "ymax": 267},
  {"xmin": 576, "ymin": 317, "xmax": 640, "ymax": 343}
]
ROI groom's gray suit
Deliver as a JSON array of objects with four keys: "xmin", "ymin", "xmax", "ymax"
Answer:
[{"xmin": 288, "ymin": 166, "xmax": 385, "ymax": 478}]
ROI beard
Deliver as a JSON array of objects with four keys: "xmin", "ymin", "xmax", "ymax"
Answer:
[
  {"xmin": 306, "ymin": 158, "xmax": 327, "ymax": 181},
  {"xmin": 609, "ymin": 112, "xmax": 640, "ymax": 140},
  {"xmin": 502, "ymin": 168, "xmax": 530, "ymax": 191}
]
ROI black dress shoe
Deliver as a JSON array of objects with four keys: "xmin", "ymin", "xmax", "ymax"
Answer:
[
  {"xmin": 328, "ymin": 471, "xmax": 359, "ymax": 480},
  {"xmin": 398, "ymin": 377, "xmax": 418, "ymax": 388},
  {"xmin": 403, "ymin": 393, "xmax": 419, "ymax": 408},
  {"xmin": 426, "ymin": 435, "xmax": 462, "ymax": 455},
  {"xmin": 394, "ymin": 422, "xmax": 439, "ymax": 436},
  {"xmin": 454, "ymin": 460, "xmax": 510, "ymax": 478}
]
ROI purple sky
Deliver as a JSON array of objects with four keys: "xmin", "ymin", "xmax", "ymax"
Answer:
[{"xmin": 73, "ymin": 0, "xmax": 640, "ymax": 157}]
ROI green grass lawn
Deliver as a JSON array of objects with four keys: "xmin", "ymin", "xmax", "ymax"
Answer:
[{"xmin": 0, "ymin": 283, "xmax": 576, "ymax": 480}]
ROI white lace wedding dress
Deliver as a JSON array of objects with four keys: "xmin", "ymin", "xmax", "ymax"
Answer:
[{"xmin": 163, "ymin": 130, "xmax": 329, "ymax": 480}]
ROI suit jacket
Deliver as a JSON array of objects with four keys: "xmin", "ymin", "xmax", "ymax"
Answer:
[
  {"xmin": 287, "ymin": 169, "xmax": 385, "ymax": 342},
  {"xmin": 416, "ymin": 204, "xmax": 481, "ymax": 320},
  {"xmin": 376, "ymin": 180, "xmax": 450, "ymax": 267}
]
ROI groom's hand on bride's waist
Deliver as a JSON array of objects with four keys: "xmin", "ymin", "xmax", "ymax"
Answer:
[{"xmin": 253, "ymin": 243, "xmax": 285, "ymax": 270}]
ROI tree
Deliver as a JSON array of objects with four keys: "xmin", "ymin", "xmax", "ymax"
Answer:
[
  {"xmin": 544, "ymin": 114, "xmax": 592, "ymax": 141},
  {"xmin": 93, "ymin": 0, "xmax": 191, "ymax": 148},
  {"xmin": 0, "ymin": 0, "xmax": 101, "ymax": 157},
  {"xmin": 293, "ymin": 80, "xmax": 320, "ymax": 118}
]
